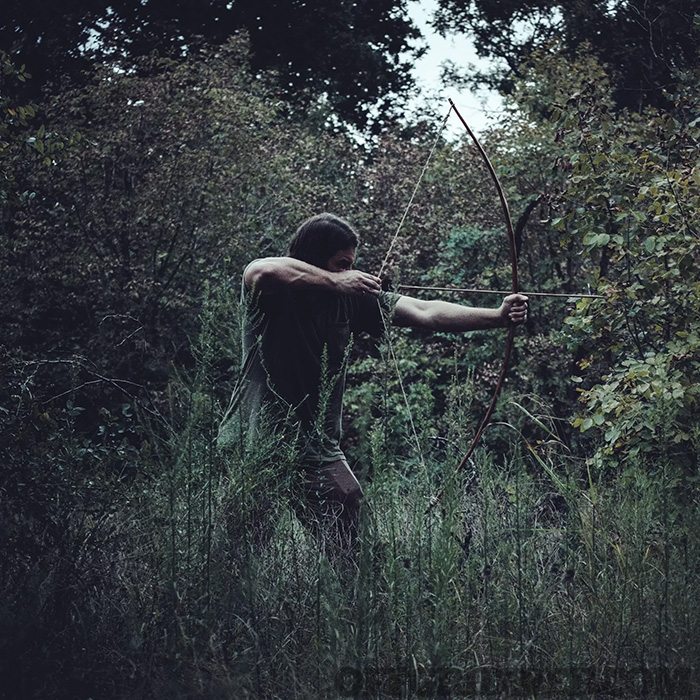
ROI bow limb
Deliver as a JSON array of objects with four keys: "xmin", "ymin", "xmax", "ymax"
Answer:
[{"xmin": 446, "ymin": 99, "xmax": 520, "ymax": 481}]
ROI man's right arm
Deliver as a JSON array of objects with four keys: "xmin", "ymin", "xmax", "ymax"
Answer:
[{"xmin": 244, "ymin": 257, "xmax": 381, "ymax": 297}]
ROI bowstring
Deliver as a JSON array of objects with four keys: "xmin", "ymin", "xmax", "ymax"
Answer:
[
  {"xmin": 378, "ymin": 308, "xmax": 426, "ymax": 471},
  {"xmin": 378, "ymin": 105, "xmax": 453, "ymax": 279},
  {"xmin": 376, "ymin": 103, "xmax": 453, "ymax": 476}
]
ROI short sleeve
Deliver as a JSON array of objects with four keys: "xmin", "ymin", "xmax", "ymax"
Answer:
[{"xmin": 350, "ymin": 291, "xmax": 400, "ymax": 337}]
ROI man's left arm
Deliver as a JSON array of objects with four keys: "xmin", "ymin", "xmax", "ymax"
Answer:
[{"xmin": 392, "ymin": 294, "xmax": 528, "ymax": 332}]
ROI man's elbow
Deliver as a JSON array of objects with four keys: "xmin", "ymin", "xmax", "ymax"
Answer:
[
  {"xmin": 244, "ymin": 259, "xmax": 279, "ymax": 292},
  {"xmin": 411, "ymin": 300, "xmax": 443, "ymax": 330}
]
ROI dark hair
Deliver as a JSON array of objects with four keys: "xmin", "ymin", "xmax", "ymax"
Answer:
[{"xmin": 288, "ymin": 213, "xmax": 360, "ymax": 268}]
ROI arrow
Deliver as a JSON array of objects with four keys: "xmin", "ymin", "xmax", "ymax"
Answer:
[{"xmin": 398, "ymin": 284, "xmax": 604, "ymax": 299}]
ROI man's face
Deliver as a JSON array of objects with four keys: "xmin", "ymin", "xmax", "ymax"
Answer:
[{"xmin": 326, "ymin": 247, "xmax": 357, "ymax": 272}]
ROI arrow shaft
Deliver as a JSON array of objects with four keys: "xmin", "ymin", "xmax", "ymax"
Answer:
[{"xmin": 398, "ymin": 284, "xmax": 603, "ymax": 299}]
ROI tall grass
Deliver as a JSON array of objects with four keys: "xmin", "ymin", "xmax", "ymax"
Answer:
[{"xmin": 2, "ymin": 293, "xmax": 699, "ymax": 698}]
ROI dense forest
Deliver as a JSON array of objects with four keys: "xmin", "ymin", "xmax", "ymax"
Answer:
[{"xmin": 2, "ymin": 1, "xmax": 700, "ymax": 698}]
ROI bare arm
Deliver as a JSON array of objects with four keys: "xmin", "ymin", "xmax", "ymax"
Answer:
[
  {"xmin": 244, "ymin": 257, "xmax": 382, "ymax": 296},
  {"xmin": 393, "ymin": 294, "xmax": 529, "ymax": 331}
]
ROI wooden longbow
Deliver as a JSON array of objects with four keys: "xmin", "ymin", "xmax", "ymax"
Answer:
[{"xmin": 427, "ymin": 98, "xmax": 521, "ymax": 511}]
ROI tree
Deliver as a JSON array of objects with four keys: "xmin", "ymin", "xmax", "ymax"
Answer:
[
  {"xmin": 433, "ymin": 0, "xmax": 700, "ymax": 113},
  {"xmin": 0, "ymin": 0, "xmax": 423, "ymax": 131}
]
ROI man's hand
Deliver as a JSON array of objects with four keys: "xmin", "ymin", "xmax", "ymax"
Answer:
[
  {"xmin": 333, "ymin": 270, "xmax": 382, "ymax": 297},
  {"xmin": 500, "ymin": 294, "xmax": 529, "ymax": 324}
]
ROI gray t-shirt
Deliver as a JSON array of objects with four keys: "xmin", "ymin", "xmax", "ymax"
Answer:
[{"xmin": 219, "ymin": 271, "xmax": 397, "ymax": 464}]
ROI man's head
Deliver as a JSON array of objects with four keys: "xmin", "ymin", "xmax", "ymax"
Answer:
[{"xmin": 288, "ymin": 213, "xmax": 360, "ymax": 270}]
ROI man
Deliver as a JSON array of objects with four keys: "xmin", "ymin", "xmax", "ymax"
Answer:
[{"xmin": 219, "ymin": 213, "xmax": 528, "ymax": 539}]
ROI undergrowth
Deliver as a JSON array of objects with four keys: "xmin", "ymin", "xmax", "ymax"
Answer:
[{"xmin": 2, "ymin": 293, "xmax": 699, "ymax": 699}]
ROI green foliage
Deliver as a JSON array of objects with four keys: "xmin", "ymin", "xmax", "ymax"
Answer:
[
  {"xmin": 571, "ymin": 353, "xmax": 700, "ymax": 464},
  {"xmin": 0, "ymin": 53, "xmax": 67, "ymax": 213},
  {"xmin": 509, "ymin": 46, "xmax": 700, "ymax": 469},
  {"xmin": 344, "ymin": 332, "xmax": 441, "ymax": 474}
]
